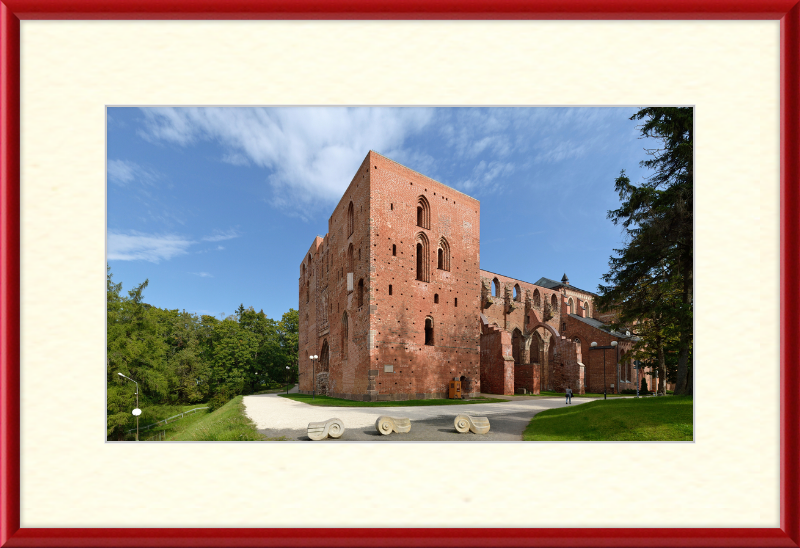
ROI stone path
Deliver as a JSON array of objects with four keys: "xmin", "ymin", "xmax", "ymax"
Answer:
[{"xmin": 242, "ymin": 392, "xmax": 593, "ymax": 441}]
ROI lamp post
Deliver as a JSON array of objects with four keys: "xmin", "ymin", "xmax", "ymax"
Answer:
[
  {"xmin": 118, "ymin": 372, "xmax": 140, "ymax": 441},
  {"xmin": 310, "ymin": 355, "xmax": 318, "ymax": 400},
  {"xmin": 286, "ymin": 365, "xmax": 291, "ymax": 395},
  {"xmin": 633, "ymin": 360, "xmax": 641, "ymax": 398},
  {"xmin": 589, "ymin": 341, "xmax": 617, "ymax": 400}
]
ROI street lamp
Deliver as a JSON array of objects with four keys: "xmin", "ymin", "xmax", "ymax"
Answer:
[
  {"xmin": 118, "ymin": 372, "xmax": 140, "ymax": 441},
  {"xmin": 286, "ymin": 365, "xmax": 291, "ymax": 395},
  {"xmin": 310, "ymin": 355, "xmax": 318, "ymax": 400},
  {"xmin": 633, "ymin": 360, "xmax": 641, "ymax": 398},
  {"xmin": 589, "ymin": 341, "xmax": 617, "ymax": 400}
]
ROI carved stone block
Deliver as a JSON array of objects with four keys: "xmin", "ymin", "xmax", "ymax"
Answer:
[
  {"xmin": 454, "ymin": 414, "xmax": 490, "ymax": 434},
  {"xmin": 375, "ymin": 416, "xmax": 412, "ymax": 435},
  {"xmin": 307, "ymin": 418, "xmax": 345, "ymax": 440}
]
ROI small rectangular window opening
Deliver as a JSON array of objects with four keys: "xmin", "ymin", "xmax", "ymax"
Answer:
[
  {"xmin": 392, "ymin": 244, "xmax": 396, "ymax": 256},
  {"xmin": 455, "ymin": 298, "xmax": 458, "ymax": 307},
  {"xmin": 389, "ymin": 285, "xmax": 393, "ymax": 295}
]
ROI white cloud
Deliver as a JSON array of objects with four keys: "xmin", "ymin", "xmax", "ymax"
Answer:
[
  {"xmin": 108, "ymin": 231, "xmax": 193, "ymax": 263},
  {"xmin": 202, "ymin": 229, "xmax": 240, "ymax": 242},
  {"xmin": 137, "ymin": 107, "xmax": 435, "ymax": 218},
  {"xmin": 107, "ymin": 160, "xmax": 136, "ymax": 185},
  {"xmin": 107, "ymin": 159, "xmax": 158, "ymax": 186},
  {"xmin": 108, "ymin": 227, "xmax": 237, "ymax": 263}
]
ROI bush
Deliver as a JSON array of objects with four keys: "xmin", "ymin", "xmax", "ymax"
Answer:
[
  {"xmin": 207, "ymin": 391, "xmax": 232, "ymax": 412},
  {"xmin": 640, "ymin": 378, "xmax": 649, "ymax": 393}
]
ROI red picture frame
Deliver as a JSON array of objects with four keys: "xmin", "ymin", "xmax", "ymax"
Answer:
[{"xmin": 1, "ymin": 2, "xmax": 798, "ymax": 547}]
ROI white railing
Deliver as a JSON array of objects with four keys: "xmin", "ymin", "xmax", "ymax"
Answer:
[{"xmin": 126, "ymin": 407, "xmax": 209, "ymax": 434}]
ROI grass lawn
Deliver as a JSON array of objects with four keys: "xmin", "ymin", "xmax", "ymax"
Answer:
[
  {"xmin": 169, "ymin": 396, "xmax": 266, "ymax": 441},
  {"xmin": 127, "ymin": 403, "xmax": 209, "ymax": 441},
  {"xmin": 278, "ymin": 393, "xmax": 509, "ymax": 407},
  {"xmin": 538, "ymin": 391, "xmax": 629, "ymax": 399},
  {"xmin": 523, "ymin": 396, "xmax": 693, "ymax": 441}
]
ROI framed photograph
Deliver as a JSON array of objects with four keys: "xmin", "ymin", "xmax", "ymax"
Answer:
[{"xmin": 1, "ymin": 1, "xmax": 798, "ymax": 547}]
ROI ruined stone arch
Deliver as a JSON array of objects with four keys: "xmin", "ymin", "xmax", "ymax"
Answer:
[
  {"xmin": 514, "ymin": 284, "xmax": 521, "ymax": 301},
  {"xmin": 347, "ymin": 202, "xmax": 354, "ymax": 236},
  {"xmin": 551, "ymin": 293, "xmax": 558, "ymax": 311},
  {"xmin": 437, "ymin": 237, "xmax": 451, "ymax": 271},
  {"xmin": 533, "ymin": 289, "xmax": 541, "ymax": 308},
  {"xmin": 530, "ymin": 321, "xmax": 562, "ymax": 342},
  {"xmin": 512, "ymin": 328, "xmax": 523, "ymax": 364},
  {"xmin": 416, "ymin": 195, "xmax": 430, "ymax": 229},
  {"xmin": 415, "ymin": 232, "xmax": 430, "ymax": 282},
  {"xmin": 492, "ymin": 278, "xmax": 500, "ymax": 297}
]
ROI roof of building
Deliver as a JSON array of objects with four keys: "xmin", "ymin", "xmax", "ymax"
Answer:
[
  {"xmin": 534, "ymin": 277, "xmax": 597, "ymax": 296},
  {"xmin": 568, "ymin": 313, "xmax": 639, "ymax": 341}
]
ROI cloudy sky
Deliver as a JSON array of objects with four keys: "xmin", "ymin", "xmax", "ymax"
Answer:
[{"xmin": 107, "ymin": 107, "xmax": 660, "ymax": 321}]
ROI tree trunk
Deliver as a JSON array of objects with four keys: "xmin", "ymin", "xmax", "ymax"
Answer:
[
  {"xmin": 673, "ymin": 253, "xmax": 693, "ymax": 395},
  {"xmin": 657, "ymin": 337, "xmax": 666, "ymax": 395}
]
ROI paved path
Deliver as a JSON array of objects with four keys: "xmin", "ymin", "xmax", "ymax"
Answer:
[{"xmin": 242, "ymin": 393, "xmax": 593, "ymax": 441}]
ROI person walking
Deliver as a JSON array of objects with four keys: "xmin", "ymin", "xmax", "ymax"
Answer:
[{"xmin": 566, "ymin": 386, "xmax": 573, "ymax": 405}]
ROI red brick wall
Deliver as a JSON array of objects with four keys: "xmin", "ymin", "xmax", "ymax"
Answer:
[
  {"xmin": 298, "ymin": 155, "xmax": 373, "ymax": 399},
  {"xmin": 368, "ymin": 152, "xmax": 481, "ymax": 400}
]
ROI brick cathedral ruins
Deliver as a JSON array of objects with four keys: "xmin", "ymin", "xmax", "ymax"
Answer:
[{"xmin": 298, "ymin": 151, "xmax": 651, "ymax": 401}]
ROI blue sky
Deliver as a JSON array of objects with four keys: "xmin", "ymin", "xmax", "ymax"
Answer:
[{"xmin": 107, "ymin": 107, "xmax": 659, "ymax": 321}]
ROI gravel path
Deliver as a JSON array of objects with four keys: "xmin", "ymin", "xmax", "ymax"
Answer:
[{"xmin": 242, "ymin": 393, "xmax": 592, "ymax": 441}]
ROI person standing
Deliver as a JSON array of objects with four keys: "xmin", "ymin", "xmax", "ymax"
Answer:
[{"xmin": 566, "ymin": 386, "xmax": 573, "ymax": 405}]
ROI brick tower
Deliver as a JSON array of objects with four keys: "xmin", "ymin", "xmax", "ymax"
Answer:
[{"xmin": 298, "ymin": 151, "xmax": 481, "ymax": 401}]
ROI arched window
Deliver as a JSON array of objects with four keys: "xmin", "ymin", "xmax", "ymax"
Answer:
[
  {"xmin": 551, "ymin": 294, "xmax": 558, "ymax": 311},
  {"xmin": 357, "ymin": 278, "xmax": 364, "ymax": 308},
  {"xmin": 416, "ymin": 195, "xmax": 430, "ymax": 229},
  {"xmin": 347, "ymin": 202, "xmax": 354, "ymax": 236},
  {"xmin": 434, "ymin": 293, "xmax": 439, "ymax": 304},
  {"xmin": 533, "ymin": 289, "xmax": 541, "ymax": 308},
  {"xmin": 492, "ymin": 278, "xmax": 500, "ymax": 297},
  {"xmin": 347, "ymin": 244, "xmax": 354, "ymax": 274},
  {"xmin": 437, "ymin": 237, "xmax": 450, "ymax": 271},
  {"xmin": 568, "ymin": 298, "xmax": 574, "ymax": 314},
  {"xmin": 302, "ymin": 263, "xmax": 306, "ymax": 278},
  {"xmin": 424, "ymin": 317, "xmax": 434, "ymax": 346},
  {"xmin": 341, "ymin": 312, "xmax": 348, "ymax": 359},
  {"xmin": 392, "ymin": 244, "xmax": 396, "ymax": 256},
  {"xmin": 584, "ymin": 301, "xmax": 590, "ymax": 317},
  {"xmin": 514, "ymin": 284, "xmax": 521, "ymax": 301},
  {"xmin": 415, "ymin": 232, "xmax": 430, "ymax": 282}
]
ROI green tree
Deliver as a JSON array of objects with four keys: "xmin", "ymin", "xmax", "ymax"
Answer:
[
  {"xmin": 277, "ymin": 308, "xmax": 299, "ymax": 384},
  {"xmin": 596, "ymin": 107, "xmax": 693, "ymax": 395},
  {"xmin": 106, "ymin": 267, "xmax": 170, "ymax": 439}
]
